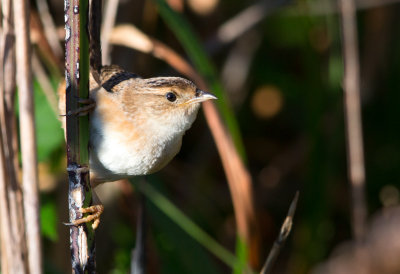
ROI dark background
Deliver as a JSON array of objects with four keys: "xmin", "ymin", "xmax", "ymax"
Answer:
[{"xmin": 33, "ymin": 0, "xmax": 400, "ymax": 273}]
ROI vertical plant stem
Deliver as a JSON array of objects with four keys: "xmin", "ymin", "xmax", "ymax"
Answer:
[
  {"xmin": 339, "ymin": 0, "xmax": 367, "ymax": 241},
  {"xmin": 0, "ymin": 1, "xmax": 28, "ymax": 273},
  {"xmin": 65, "ymin": 0, "xmax": 94, "ymax": 272},
  {"xmin": 13, "ymin": 0, "xmax": 42, "ymax": 273},
  {"xmin": 0, "ymin": 137, "xmax": 12, "ymax": 274},
  {"xmin": 0, "ymin": 122, "xmax": 24, "ymax": 274}
]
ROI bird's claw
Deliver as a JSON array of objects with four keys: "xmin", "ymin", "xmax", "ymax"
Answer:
[
  {"xmin": 65, "ymin": 205, "xmax": 104, "ymax": 230},
  {"xmin": 60, "ymin": 98, "xmax": 96, "ymax": 117}
]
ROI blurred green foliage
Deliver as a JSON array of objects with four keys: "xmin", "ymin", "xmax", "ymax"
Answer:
[
  {"xmin": 40, "ymin": 199, "xmax": 58, "ymax": 241},
  {"xmin": 33, "ymin": 80, "xmax": 63, "ymax": 163}
]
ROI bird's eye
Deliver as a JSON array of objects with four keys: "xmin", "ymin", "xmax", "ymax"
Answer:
[{"xmin": 165, "ymin": 92, "xmax": 177, "ymax": 102}]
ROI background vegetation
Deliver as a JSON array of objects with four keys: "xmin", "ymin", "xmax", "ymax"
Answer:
[{"xmin": 3, "ymin": 0, "xmax": 400, "ymax": 273}]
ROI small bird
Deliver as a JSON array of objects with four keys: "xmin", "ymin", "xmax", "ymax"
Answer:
[{"xmin": 59, "ymin": 65, "xmax": 216, "ymax": 228}]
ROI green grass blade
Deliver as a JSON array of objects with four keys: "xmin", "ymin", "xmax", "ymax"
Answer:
[{"xmin": 234, "ymin": 237, "xmax": 248, "ymax": 274}]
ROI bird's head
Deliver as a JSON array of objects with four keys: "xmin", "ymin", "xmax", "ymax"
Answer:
[
  {"xmin": 102, "ymin": 74, "xmax": 216, "ymax": 134},
  {"xmin": 133, "ymin": 77, "xmax": 216, "ymax": 132}
]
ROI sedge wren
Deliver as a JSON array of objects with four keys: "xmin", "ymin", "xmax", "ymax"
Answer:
[{"xmin": 59, "ymin": 65, "xmax": 216, "ymax": 227}]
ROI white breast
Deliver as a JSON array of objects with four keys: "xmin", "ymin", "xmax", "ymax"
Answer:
[{"xmin": 90, "ymin": 111, "xmax": 186, "ymax": 183}]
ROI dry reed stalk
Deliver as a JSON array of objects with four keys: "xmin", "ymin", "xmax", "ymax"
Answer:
[
  {"xmin": 0, "ymin": 120, "xmax": 25, "ymax": 274},
  {"xmin": 0, "ymin": 139, "xmax": 12, "ymax": 273},
  {"xmin": 35, "ymin": 0, "xmax": 63, "ymax": 59},
  {"xmin": 339, "ymin": 0, "xmax": 367, "ymax": 241},
  {"xmin": 101, "ymin": 0, "xmax": 119, "ymax": 65},
  {"xmin": 0, "ymin": 4, "xmax": 27, "ymax": 262},
  {"xmin": 13, "ymin": 0, "xmax": 42, "ymax": 272},
  {"xmin": 30, "ymin": 10, "xmax": 63, "ymax": 71},
  {"xmin": 0, "ymin": 0, "xmax": 19, "ymax": 190},
  {"xmin": 65, "ymin": 0, "xmax": 95, "ymax": 271},
  {"xmin": 0, "ymin": 0, "xmax": 29, "ymax": 273},
  {"xmin": 109, "ymin": 24, "xmax": 258, "ymax": 266}
]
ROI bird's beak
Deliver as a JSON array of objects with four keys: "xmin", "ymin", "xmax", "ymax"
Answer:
[{"xmin": 186, "ymin": 89, "xmax": 217, "ymax": 105}]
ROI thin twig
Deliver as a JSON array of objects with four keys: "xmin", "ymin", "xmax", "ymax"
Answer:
[
  {"xmin": 13, "ymin": 0, "xmax": 42, "ymax": 273},
  {"xmin": 221, "ymin": 30, "xmax": 261, "ymax": 106},
  {"xmin": 131, "ymin": 190, "xmax": 146, "ymax": 274},
  {"xmin": 35, "ymin": 0, "xmax": 63, "ymax": 58},
  {"xmin": 205, "ymin": 0, "xmax": 290, "ymax": 54},
  {"xmin": 339, "ymin": 0, "xmax": 367, "ymax": 241},
  {"xmin": 30, "ymin": 11, "xmax": 63, "ymax": 72},
  {"xmin": 260, "ymin": 192, "xmax": 299, "ymax": 274},
  {"xmin": 101, "ymin": 0, "xmax": 119, "ymax": 65}
]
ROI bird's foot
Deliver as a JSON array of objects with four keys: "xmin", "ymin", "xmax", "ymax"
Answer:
[
  {"xmin": 61, "ymin": 98, "xmax": 96, "ymax": 117},
  {"xmin": 66, "ymin": 205, "xmax": 104, "ymax": 230}
]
